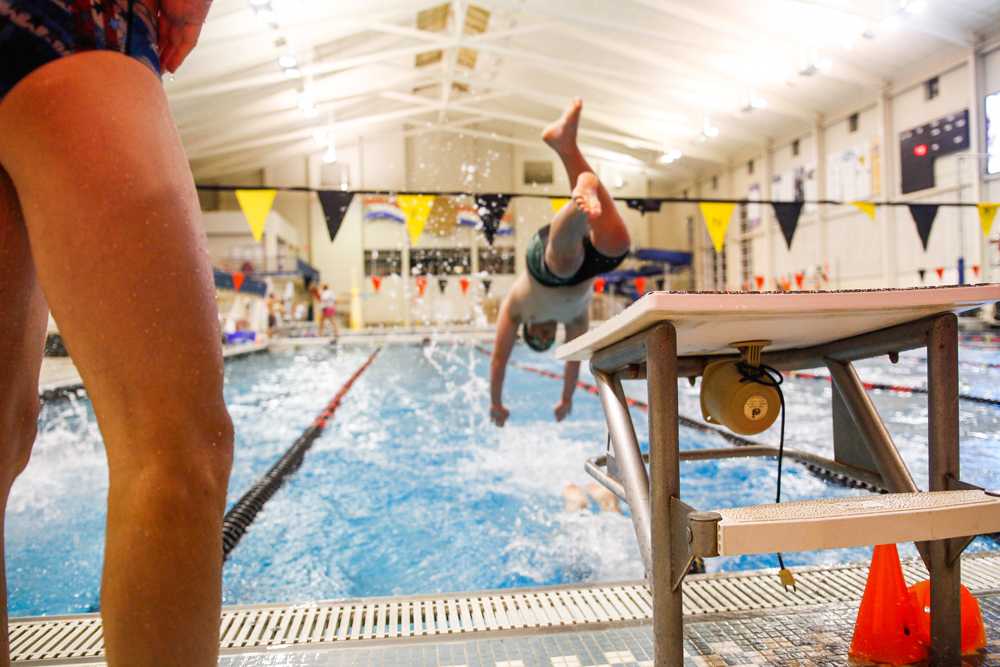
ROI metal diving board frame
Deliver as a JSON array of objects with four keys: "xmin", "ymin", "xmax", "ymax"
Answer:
[{"xmin": 556, "ymin": 289, "xmax": 1000, "ymax": 667}]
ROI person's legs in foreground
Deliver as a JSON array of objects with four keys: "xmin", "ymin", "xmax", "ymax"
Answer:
[
  {"xmin": 0, "ymin": 170, "xmax": 49, "ymax": 662},
  {"xmin": 0, "ymin": 52, "xmax": 233, "ymax": 666},
  {"xmin": 542, "ymin": 99, "xmax": 630, "ymax": 278}
]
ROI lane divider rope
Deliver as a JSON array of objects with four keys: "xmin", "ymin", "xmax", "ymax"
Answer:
[
  {"xmin": 222, "ymin": 348, "xmax": 381, "ymax": 558},
  {"xmin": 787, "ymin": 371, "xmax": 1000, "ymax": 407}
]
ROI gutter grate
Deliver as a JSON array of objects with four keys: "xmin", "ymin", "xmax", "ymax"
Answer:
[{"xmin": 11, "ymin": 552, "xmax": 1000, "ymax": 664}]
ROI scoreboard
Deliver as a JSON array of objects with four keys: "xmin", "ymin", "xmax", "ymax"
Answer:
[{"xmin": 899, "ymin": 109, "xmax": 970, "ymax": 194}]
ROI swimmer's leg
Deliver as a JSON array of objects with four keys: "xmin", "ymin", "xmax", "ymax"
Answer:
[
  {"xmin": 543, "ymin": 99, "xmax": 631, "ymax": 259},
  {"xmin": 0, "ymin": 168, "xmax": 49, "ymax": 664},
  {"xmin": 0, "ymin": 52, "xmax": 233, "ymax": 666}
]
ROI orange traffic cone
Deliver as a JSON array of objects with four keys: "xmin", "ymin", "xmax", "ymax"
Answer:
[
  {"xmin": 907, "ymin": 580, "xmax": 987, "ymax": 655},
  {"xmin": 849, "ymin": 544, "xmax": 927, "ymax": 665}
]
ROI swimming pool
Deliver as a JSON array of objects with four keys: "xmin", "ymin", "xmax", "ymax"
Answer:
[{"xmin": 9, "ymin": 340, "xmax": 1000, "ymax": 617}]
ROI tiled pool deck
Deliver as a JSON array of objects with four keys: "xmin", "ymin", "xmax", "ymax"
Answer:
[{"xmin": 215, "ymin": 593, "xmax": 1000, "ymax": 667}]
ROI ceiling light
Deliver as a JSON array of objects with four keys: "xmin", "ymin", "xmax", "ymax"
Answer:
[
  {"xmin": 283, "ymin": 67, "xmax": 301, "ymax": 79},
  {"xmin": 659, "ymin": 149, "xmax": 683, "ymax": 165},
  {"xmin": 297, "ymin": 90, "xmax": 317, "ymax": 117},
  {"xmin": 322, "ymin": 144, "xmax": 338, "ymax": 164},
  {"xmin": 255, "ymin": 7, "xmax": 278, "ymax": 25},
  {"xmin": 702, "ymin": 117, "xmax": 719, "ymax": 139},
  {"xmin": 278, "ymin": 54, "xmax": 297, "ymax": 69}
]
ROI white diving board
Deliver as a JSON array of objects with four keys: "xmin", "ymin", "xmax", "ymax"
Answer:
[
  {"xmin": 557, "ymin": 285, "xmax": 1000, "ymax": 361},
  {"xmin": 711, "ymin": 490, "xmax": 1000, "ymax": 556}
]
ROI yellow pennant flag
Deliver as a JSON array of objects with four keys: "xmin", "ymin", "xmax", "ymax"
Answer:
[
  {"xmin": 699, "ymin": 202, "xmax": 736, "ymax": 253},
  {"xmin": 850, "ymin": 200, "xmax": 877, "ymax": 221},
  {"xmin": 550, "ymin": 198, "xmax": 571, "ymax": 214},
  {"xmin": 978, "ymin": 203, "xmax": 999, "ymax": 238},
  {"xmin": 397, "ymin": 194, "xmax": 435, "ymax": 245},
  {"xmin": 235, "ymin": 189, "xmax": 277, "ymax": 242}
]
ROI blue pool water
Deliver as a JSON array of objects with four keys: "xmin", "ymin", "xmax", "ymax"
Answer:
[{"xmin": 8, "ymin": 341, "xmax": 1000, "ymax": 617}]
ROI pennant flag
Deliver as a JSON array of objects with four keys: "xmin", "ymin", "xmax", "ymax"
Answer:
[
  {"xmin": 474, "ymin": 194, "xmax": 512, "ymax": 246},
  {"xmin": 318, "ymin": 191, "xmax": 354, "ymax": 242},
  {"xmin": 979, "ymin": 203, "xmax": 999, "ymax": 238},
  {"xmin": 371, "ymin": 275, "xmax": 382, "ymax": 293},
  {"xmin": 593, "ymin": 277, "xmax": 606, "ymax": 294},
  {"xmin": 235, "ymin": 189, "xmax": 277, "ymax": 241},
  {"xmin": 699, "ymin": 202, "xmax": 736, "ymax": 253},
  {"xmin": 397, "ymin": 195, "xmax": 435, "ymax": 245},
  {"xmin": 550, "ymin": 198, "xmax": 571, "ymax": 214},
  {"xmin": 972, "ymin": 264, "xmax": 981, "ymax": 278},
  {"xmin": 794, "ymin": 272, "xmax": 805, "ymax": 289},
  {"xmin": 427, "ymin": 196, "xmax": 459, "ymax": 237},
  {"xmin": 918, "ymin": 268, "xmax": 926, "ymax": 283},
  {"xmin": 459, "ymin": 277, "xmax": 470, "ymax": 295},
  {"xmin": 437, "ymin": 278, "xmax": 448, "ymax": 294},
  {"xmin": 908, "ymin": 204, "xmax": 939, "ymax": 251},
  {"xmin": 482, "ymin": 278, "xmax": 492, "ymax": 295},
  {"xmin": 415, "ymin": 275, "xmax": 428, "ymax": 297},
  {"xmin": 772, "ymin": 201, "xmax": 804, "ymax": 250},
  {"xmin": 635, "ymin": 276, "xmax": 647, "ymax": 294},
  {"xmin": 754, "ymin": 275, "xmax": 765, "ymax": 290},
  {"xmin": 625, "ymin": 198, "xmax": 663, "ymax": 215},
  {"xmin": 850, "ymin": 201, "xmax": 877, "ymax": 221},
  {"xmin": 742, "ymin": 279, "xmax": 750, "ymax": 292},
  {"xmin": 935, "ymin": 267, "xmax": 944, "ymax": 280},
  {"xmin": 232, "ymin": 271, "xmax": 245, "ymax": 292}
]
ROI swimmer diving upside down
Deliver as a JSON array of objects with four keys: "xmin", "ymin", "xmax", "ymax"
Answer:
[{"xmin": 490, "ymin": 99, "xmax": 631, "ymax": 427}]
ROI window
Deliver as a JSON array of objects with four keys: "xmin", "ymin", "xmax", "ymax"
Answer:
[
  {"xmin": 711, "ymin": 175, "xmax": 719, "ymax": 190},
  {"xmin": 739, "ymin": 204, "xmax": 753, "ymax": 289},
  {"xmin": 987, "ymin": 90, "xmax": 999, "ymax": 176},
  {"xmin": 523, "ymin": 160, "xmax": 554, "ymax": 185},
  {"xmin": 410, "ymin": 248, "xmax": 472, "ymax": 275},
  {"xmin": 925, "ymin": 76, "xmax": 939, "ymax": 101},
  {"xmin": 478, "ymin": 246, "xmax": 516, "ymax": 274},
  {"xmin": 792, "ymin": 139, "xmax": 800, "ymax": 157},
  {"xmin": 364, "ymin": 249, "xmax": 402, "ymax": 277},
  {"xmin": 849, "ymin": 113, "xmax": 859, "ymax": 133},
  {"xmin": 747, "ymin": 159, "xmax": 755, "ymax": 175}
]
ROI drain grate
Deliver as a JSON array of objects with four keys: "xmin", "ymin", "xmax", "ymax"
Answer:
[{"xmin": 11, "ymin": 552, "xmax": 1000, "ymax": 664}]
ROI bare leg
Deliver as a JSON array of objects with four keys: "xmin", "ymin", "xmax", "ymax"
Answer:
[
  {"xmin": 543, "ymin": 99, "xmax": 630, "ymax": 257},
  {"xmin": 0, "ymin": 169, "xmax": 48, "ymax": 666},
  {"xmin": 0, "ymin": 52, "xmax": 233, "ymax": 666}
]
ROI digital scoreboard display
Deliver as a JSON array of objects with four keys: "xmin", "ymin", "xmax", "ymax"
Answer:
[
  {"xmin": 899, "ymin": 109, "xmax": 970, "ymax": 194},
  {"xmin": 988, "ymin": 91, "xmax": 999, "ymax": 176}
]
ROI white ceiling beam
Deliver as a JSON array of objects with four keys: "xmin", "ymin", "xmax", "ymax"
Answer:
[{"xmin": 439, "ymin": 0, "xmax": 467, "ymax": 122}]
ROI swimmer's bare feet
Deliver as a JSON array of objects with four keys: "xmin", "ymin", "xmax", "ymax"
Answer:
[
  {"xmin": 543, "ymin": 98, "xmax": 583, "ymax": 156},
  {"xmin": 572, "ymin": 172, "xmax": 602, "ymax": 219}
]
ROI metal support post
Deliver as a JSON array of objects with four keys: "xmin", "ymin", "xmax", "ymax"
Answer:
[
  {"xmin": 646, "ymin": 323, "xmax": 683, "ymax": 667},
  {"xmin": 593, "ymin": 368, "xmax": 653, "ymax": 575},
  {"xmin": 825, "ymin": 359, "xmax": 919, "ymax": 493},
  {"xmin": 927, "ymin": 314, "xmax": 961, "ymax": 666}
]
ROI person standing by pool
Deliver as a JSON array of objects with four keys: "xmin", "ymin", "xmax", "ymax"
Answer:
[
  {"xmin": 318, "ymin": 282, "xmax": 339, "ymax": 339},
  {"xmin": 489, "ymin": 99, "xmax": 631, "ymax": 427},
  {"xmin": 0, "ymin": 1, "xmax": 233, "ymax": 665}
]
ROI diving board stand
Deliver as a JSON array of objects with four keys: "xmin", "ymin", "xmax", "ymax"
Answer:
[{"xmin": 556, "ymin": 285, "xmax": 1000, "ymax": 667}]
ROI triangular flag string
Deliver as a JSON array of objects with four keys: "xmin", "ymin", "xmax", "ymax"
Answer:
[
  {"xmin": 699, "ymin": 202, "xmax": 737, "ymax": 253},
  {"xmin": 235, "ymin": 189, "xmax": 277, "ymax": 242},
  {"xmin": 550, "ymin": 198, "xmax": 571, "ymax": 214},
  {"xmin": 979, "ymin": 203, "xmax": 999, "ymax": 238},
  {"xmin": 474, "ymin": 194, "xmax": 511, "ymax": 246},
  {"xmin": 851, "ymin": 201, "xmax": 877, "ymax": 221},
  {"xmin": 397, "ymin": 195, "xmax": 435, "ymax": 245},
  {"xmin": 772, "ymin": 201, "xmax": 804, "ymax": 250},
  {"xmin": 908, "ymin": 204, "xmax": 939, "ymax": 251},
  {"xmin": 317, "ymin": 191, "xmax": 355, "ymax": 243}
]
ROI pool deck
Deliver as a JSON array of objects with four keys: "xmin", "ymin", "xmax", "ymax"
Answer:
[
  {"xmin": 10, "ymin": 550, "xmax": 1000, "ymax": 666},
  {"xmin": 37, "ymin": 341, "xmax": 270, "ymax": 399}
]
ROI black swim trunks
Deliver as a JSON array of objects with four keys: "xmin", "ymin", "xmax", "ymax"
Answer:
[
  {"xmin": 525, "ymin": 224, "xmax": 627, "ymax": 288},
  {"xmin": 0, "ymin": 0, "xmax": 160, "ymax": 101}
]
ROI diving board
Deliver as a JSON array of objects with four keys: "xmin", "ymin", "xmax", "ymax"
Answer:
[{"xmin": 557, "ymin": 284, "xmax": 1000, "ymax": 667}]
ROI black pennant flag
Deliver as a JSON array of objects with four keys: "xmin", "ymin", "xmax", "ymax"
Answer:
[
  {"xmin": 474, "ymin": 194, "xmax": 511, "ymax": 246},
  {"xmin": 908, "ymin": 204, "xmax": 939, "ymax": 251},
  {"xmin": 918, "ymin": 268, "xmax": 927, "ymax": 283},
  {"xmin": 625, "ymin": 198, "xmax": 663, "ymax": 215},
  {"xmin": 772, "ymin": 201, "xmax": 805, "ymax": 250},
  {"xmin": 482, "ymin": 278, "xmax": 492, "ymax": 296},
  {"xmin": 318, "ymin": 191, "xmax": 355, "ymax": 242},
  {"xmin": 437, "ymin": 278, "xmax": 448, "ymax": 294}
]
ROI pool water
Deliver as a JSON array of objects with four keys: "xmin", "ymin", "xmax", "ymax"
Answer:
[{"xmin": 8, "ymin": 341, "xmax": 1000, "ymax": 617}]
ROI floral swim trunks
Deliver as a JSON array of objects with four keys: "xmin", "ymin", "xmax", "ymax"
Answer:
[{"xmin": 0, "ymin": 0, "xmax": 160, "ymax": 100}]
